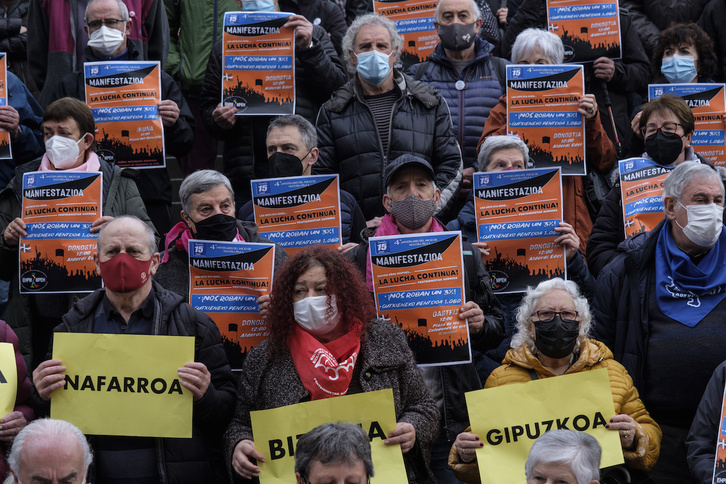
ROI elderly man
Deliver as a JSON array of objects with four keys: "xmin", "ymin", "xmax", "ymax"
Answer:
[
  {"xmin": 44, "ymin": 0, "xmax": 194, "ymax": 237},
  {"xmin": 314, "ymin": 14, "xmax": 463, "ymax": 223},
  {"xmin": 32, "ymin": 216, "xmax": 236, "ymax": 483},
  {"xmin": 347, "ymin": 154, "xmax": 502, "ymax": 483},
  {"xmin": 294, "ymin": 423, "xmax": 374, "ymax": 484},
  {"xmin": 6, "ymin": 419, "xmax": 92, "ymax": 484},
  {"xmin": 409, "ymin": 0, "xmax": 507, "ymax": 196},
  {"xmin": 237, "ymin": 115, "xmax": 366, "ymax": 248},
  {"xmin": 593, "ymin": 161, "xmax": 726, "ymax": 483}
]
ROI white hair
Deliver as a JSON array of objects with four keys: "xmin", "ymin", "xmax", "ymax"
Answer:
[
  {"xmin": 478, "ymin": 134, "xmax": 530, "ymax": 172},
  {"xmin": 435, "ymin": 0, "xmax": 481, "ymax": 23},
  {"xmin": 525, "ymin": 430, "xmax": 601, "ymax": 484},
  {"xmin": 511, "ymin": 28, "xmax": 564, "ymax": 64}
]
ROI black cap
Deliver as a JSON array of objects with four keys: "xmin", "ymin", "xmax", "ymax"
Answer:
[{"xmin": 384, "ymin": 154, "xmax": 436, "ymax": 188}]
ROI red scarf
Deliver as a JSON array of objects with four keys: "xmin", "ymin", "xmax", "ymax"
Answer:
[
  {"xmin": 288, "ymin": 323, "xmax": 361, "ymax": 400},
  {"xmin": 161, "ymin": 221, "xmax": 245, "ymax": 263}
]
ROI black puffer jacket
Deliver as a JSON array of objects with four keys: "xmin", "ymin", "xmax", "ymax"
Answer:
[
  {"xmin": 314, "ymin": 71, "xmax": 463, "ymax": 220},
  {"xmin": 199, "ymin": 25, "xmax": 347, "ymax": 199}
]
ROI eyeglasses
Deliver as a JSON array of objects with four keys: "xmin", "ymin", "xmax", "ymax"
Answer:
[
  {"xmin": 641, "ymin": 122, "xmax": 683, "ymax": 138},
  {"xmin": 87, "ymin": 18, "xmax": 125, "ymax": 30},
  {"xmin": 532, "ymin": 310, "xmax": 579, "ymax": 322}
]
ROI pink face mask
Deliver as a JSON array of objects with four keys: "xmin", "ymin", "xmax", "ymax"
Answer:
[{"xmin": 99, "ymin": 253, "xmax": 153, "ymax": 293}]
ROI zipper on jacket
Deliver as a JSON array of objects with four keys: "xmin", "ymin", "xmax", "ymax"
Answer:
[
  {"xmin": 458, "ymin": 66, "xmax": 470, "ymax": 154},
  {"xmin": 213, "ymin": 0, "xmax": 220, "ymax": 44},
  {"xmin": 156, "ymin": 438, "xmax": 168, "ymax": 483}
]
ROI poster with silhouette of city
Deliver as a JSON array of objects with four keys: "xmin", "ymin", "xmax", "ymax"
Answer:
[
  {"xmin": 474, "ymin": 168, "xmax": 565, "ymax": 293},
  {"xmin": 188, "ymin": 240, "xmax": 275, "ymax": 370},
  {"xmin": 373, "ymin": 0, "xmax": 437, "ymax": 70},
  {"xmin": 252, "ymin": 175, "xmax": 342, "ymax": 255},
  {"xmin": 222, "ymin": 11, "xmax": 295, "ymax": 116},
  {"xmin": 546, "ymin": 0, "xmax": 621, "ymax": 63},
  {"xmin": 0, "ymin": 54, "xmax": 11, "ymax": 160},
  {"xmin": 649, "ymin": 83, "xmax": 726, "ymax": 167},
  {"xmin": 19, "ymin": 171, "xmax": 102, "ymax": 294},
  {"xmin": 619, "ymin": 158, "xmax": 673, "ymax": 238},
  {"xmin": 84, "ymin": 61, "xmax": 164, "ymax": 169},
  {"xmin": 507, "ymin": 64, "xmax": 586, "ymax": 175},
  {"xmin": 370, "ymin": 232, "xmax": 470, "ymax": 366}
]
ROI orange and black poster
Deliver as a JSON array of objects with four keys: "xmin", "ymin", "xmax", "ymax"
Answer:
[
  {"xmin": 19, "ymin": 171, "xmax": 102, "ymax": 294},
  {"xmin": 84, "ymin": 61, "xmax": 164, "ymax": 169},
  {"xmin": 546, "ymin": 0, "xmax": 621, "ymax": 63},
  {"xmin": 711, "ymin": 382, "xmax": 726, "ymax": 483},
  {"xmin": 507, "ymin": 64, "xmax": 586, "ymax": 175},
  {"xmin": 619, "ymin": 158, "xmax": 672, "ymax": 238},
  {"xmin": 0, "ymin": 53, "xmax": 11, "ymax": 160},
  {"xmin": 251, "ymin": 175, "xmax": 342, "ymax": 255},
  {"xmin": 474, "ymin": 168, "xmax": 565, "ymax": 293},
  {"xmin": 222, "ymin": 11, "xmax": 295, "ymax": 115},
  {"xmin": 649, "ymin": 83, "xmax": 726, "ymax": 167},
  {"xmin": 188, "ymin": 240, "xmax": 275, "ymax": 370},
  {"xmin": 373, "ymin": 0, "xmax": 437, "ymax": 69},
  {"xmin": 369, "ymin": 232, "xmax": 470, "ymax": 366}
]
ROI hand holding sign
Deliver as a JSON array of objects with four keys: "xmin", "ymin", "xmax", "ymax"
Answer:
[
  {"xmin": 0, "ymin": 105, "xmax": 20, "ymax": 139},
  {"xmin": 233, "ymin": 439, "xmax": 265, "ymax": 479},
  {"xmin": 454, "ymin": 431, "xmax": 483, "ymax": 463},
  {"xmin": 0, "ymin": 411, "xmax": 28, "ymax": 442},
  {"xmin": 159, "ymin": 100, "xmax": 180, "ymax": 127},
  {"xmin": 605, "ymin": 414, "xmax": 638, "ymax": 450},
  {"xmin": 3, "ymin": 217, "xmax": 26, "ymax": 246},
  {"xmin": 32, "ymin": 359, "xmax": 66, "ymax": 401},
  {"xmin": 459, "ymin": 301, "xmax": 485, "ymax": 335},
  {"xmin": 285, "ymin": 15, "xmax": 313, "ymax": 50},
  {"xmin": 385, "ymin": 421, "xmax": 416, "ymax": 453},
  {"xmin": 554, "ymin": 222, "xmax": 580, "ymax": 262},
  {"xmin": 177, "ymin": 362, "xmax": 211, "ymax": 401},
  {"xmin": 212, "ymin": 103, "xmax": 238, "ymax": 130}
]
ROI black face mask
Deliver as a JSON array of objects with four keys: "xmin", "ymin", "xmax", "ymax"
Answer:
[
  {"xmin": 193, "ymin": 213, "xmax": 238, "ymax": 241},
  {"xmin": 438, "ymin": 22, "xmax": 477, "ymax": 51},
  {"xmin": 644, "ymin": 130, "xmax": 685, "ymax": 166},
  {"xmin": 533, "ymin": 315, "xmax": 580, "ymax": 359},
  {"xmin": 269, "ymin": 150, "xmax": 310, "ymax": 177}
]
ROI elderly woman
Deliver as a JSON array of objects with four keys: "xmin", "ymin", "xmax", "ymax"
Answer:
[
  {"xmin": 0, "ymin": 97, "xmax": 156, "ymax": 369},
  {"xmin": 448, "ymin": 278, "xmax": 661, "ymax": 483},
  {"xmin": 525, "ymin": 430, "xmax": 601, "ymax": 484},
  {"xmin": 477, "ymin": 28, "xmax": 617, "ymax": 253},
  {"xmin": 294, "ymin": 423, "xmax": 374, "ymax": 484},
  {"xmin": 314, "ymin": 13, "xmax": 462, "ymax": 222},
  {"xmin": 586, "ymin": 94, "xmax": 721, "ymax": 276},
  {"xmin": 226, "ymin": 246, "xmax": 439, "ymax": 483}
]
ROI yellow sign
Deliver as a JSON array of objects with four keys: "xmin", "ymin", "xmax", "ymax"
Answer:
[
  {"xmin": 466, "ymin": 369, "xmax": 623, "ymax": 483},
  {"xmin": 251, "ymin": 389, "xmax": 407, "ymax": 483},
  {"xmin": 51, "ymin": 333, "xmax": 194, "ymax": 438},
  {"xmin": 0, "ymin": 342, "xmax": 17, "ymax": 417}
]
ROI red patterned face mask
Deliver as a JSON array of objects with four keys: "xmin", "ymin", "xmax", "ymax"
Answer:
[{"xmin": 99, "ymin": 253, "xmax": 153, "ymax": 293}]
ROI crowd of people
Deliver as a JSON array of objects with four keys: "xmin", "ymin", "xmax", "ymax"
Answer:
[{"xmin": 0, "ymin": 0, "xmax": 724, "ymax": 483}]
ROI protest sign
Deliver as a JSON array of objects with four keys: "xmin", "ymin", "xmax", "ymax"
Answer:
[
  {"xmin": 711, "ymin": 382, "xmax": 726, "ymax": 482},
  {"xmin": 466, "ymin": 369, "xmax": 623, "ymax": 483},
  {"xmin": 251, "ymin": 175, "xmax": 342, "ymax": 254},
  {"xmin": 619, "ymin": 158, "xmax": 673, "ymax": 237},
  {"xmin": 649, "ymin": 83, "xmax": 726, "ymax": 167},
  {"xmin": 222, "ymin": 11, "xmax": 295, "ymax": 115},
  {"xmin": 51, "ymin": 333, "xmax": 194, "ymax": 438},
  {"xmin": 251, "ymin": 389, "xmax": 406, "ymax": 483},
  {"xmin": 0, "ymin": 53, "xmax": 11, "ymax": 159},
  {"xmin": 188, "ymin": 240, "xmax": 275, "ymax": 370},
  {"xmin": 19, "ymin": 171, "xmax": 102, "ymax": 294},
  {"xmin": 85, "ymin": 61, "xmax": 164, "ymax": 168},
  {"xmin": 369, "ymin": 231, "xmax": 469, "ymax": 366},
  {"xmin": 474, "ymin": 168, "xmax": 565, "ymax": 293},
  {"xmin": 547, "ymin": 0, "xmax": 621, "ymax": 62},
  {"xmin": 0, "ymin": 343, "xmax": 17, "ymax": 418},
  {"xmin": 507, "ymin": 64, "xmax": 586, "ymax": 175},
  {"xmin": 373, "ymin": 0, "xmax": 437, "ymax": 69}
]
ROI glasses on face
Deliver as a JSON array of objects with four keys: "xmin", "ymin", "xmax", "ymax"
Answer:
[
  {"xmin": 87, "ymin": 18, "xmax": 125, "ymax": 30},
  {"xmin": 532, "ymin": 310, "xmax": 579, "ymax": 322},
  {"xmin": 641, "ymin": 122, "xmax": 683, "ymax": 138}
]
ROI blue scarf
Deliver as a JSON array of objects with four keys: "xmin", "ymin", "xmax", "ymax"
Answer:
[{"xmin": 655, "ymin": 221, "xmax": 726, "ymax": 327}]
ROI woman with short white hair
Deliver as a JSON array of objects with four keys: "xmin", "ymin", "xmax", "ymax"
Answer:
[{"xmin": 525, "ymin": 430, "xmax": 601, "ymax": 484}]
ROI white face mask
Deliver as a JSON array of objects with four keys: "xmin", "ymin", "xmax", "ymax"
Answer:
[
  {"xmin": 676, "ymin": 201, "xmax": 724, "ymax": 247},
  {"xmin": 45, "ymin": 134, "xmax": 88, "ymax": 169},
  {"xmin": 294, "ymin": 294, "xmax": 340, "ymax": 336},
  {"xmin": 87, "ymin": 25, "xmax": 125, "ymax": 56}
]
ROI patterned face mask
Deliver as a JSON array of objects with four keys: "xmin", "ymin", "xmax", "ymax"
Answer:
[{"xmin": 390, "ymin": 195, "xmax": 438, "ymax": 230}]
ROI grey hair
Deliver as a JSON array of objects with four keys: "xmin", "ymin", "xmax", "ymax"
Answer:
[
  {"xmin": 294, "ymin": 423, "xmax": 374, "ymax": 478},
  {"xmin": 511, "ymin": 278, "xmax": 592, "ymax": 353},
  {"xmin": 267, "ymin": 114, "xmax": 317, "ymax": 151},
  {"xmin": 435, "ymin": 0, "xmax": 482, "ymax": 24},
  {"xmin": 8, "ymin": 419, "xmax": 93, "ymax": 479},
  {"xmin": 85, "ymin": 0, "xmax": 130, "ymax": 23},
  {"xmin": 97, "ymin": 215, "xmax": 157, "ymax": 255},
  {"xmin": 179, "ymin": 170, "xmax": 235, "ymax": 215},
  {"xmin": 478, "ymin": 135, "xmax": 530, "ymax": 172},
  {"xmin": 342, "ymin": 14, "xmax": 403, "ymax": 75},
  {"xmin": 662, "ymin": 161, "xmax": 724, "ymax": 203},
  {"xmin": 511, "ymin": 28, "xmax": 564, "ymax": 64},
  {"xmin": 525, "ymin": 430, "xmax": 601, "ymax": 484}
]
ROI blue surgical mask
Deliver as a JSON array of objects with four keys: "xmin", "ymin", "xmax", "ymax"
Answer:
[
  {"xmin": 661, "ymin": 54, "xmax": 698, "ymax": 84},
  {"xmin": 242, "ymin": 0, "xmax": 276, "ymax": 11},
  {"xmin": 355, "ymin": 50, "xmax": 392, "ymax": 86}
]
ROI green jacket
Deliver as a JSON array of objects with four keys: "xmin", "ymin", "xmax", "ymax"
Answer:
[{"xmin": 164, "ymin": 0, "xmax": 240, "ymax": 93}]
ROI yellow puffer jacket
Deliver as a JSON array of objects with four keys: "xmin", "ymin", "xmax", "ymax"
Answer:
[{"xmin": 448, "ymin": 338, "xmax": 662, "ymax": 483}]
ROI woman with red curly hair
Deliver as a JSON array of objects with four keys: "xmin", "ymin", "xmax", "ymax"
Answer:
[{"xmin": 224, "ymin": 246, "xmax": 439, "ymax": 483}]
